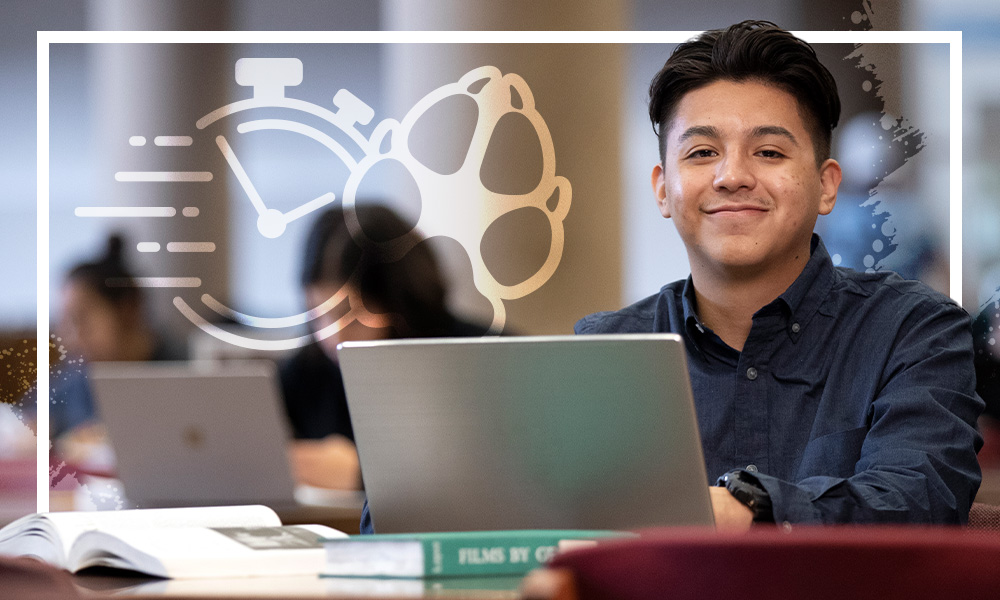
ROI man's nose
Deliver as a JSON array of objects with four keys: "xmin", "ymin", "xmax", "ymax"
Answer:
[{"xmin": 713, "ymin": 153, "xmax": 756, "ymax": 192}]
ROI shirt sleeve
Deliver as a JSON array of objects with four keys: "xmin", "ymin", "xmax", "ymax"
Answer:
[
  {"xmin": 359, "ymin": 497, "xmax": 377, "ymax": 534},
  {"xmin": 753, "ymin": 299, "xmax": 984, "ymax": 525}
]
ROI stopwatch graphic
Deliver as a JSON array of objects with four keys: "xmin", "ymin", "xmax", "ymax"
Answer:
[
  {"xmin": 172, "ymin": 57, "xmax": 392, "ymax": 351},
  {"xmin": 92, "ymin": 58, "xmax": 572, "ymax": 351}
]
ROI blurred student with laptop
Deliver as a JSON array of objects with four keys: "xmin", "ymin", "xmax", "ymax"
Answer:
[
  {"xmin": 576, "ymin": 21, "xmax": 983, "ymax": 528},
  {"xmin": 51, "ymin": 234, "xmax": 186, "ymax": 467},
  {"xmin": 51, "ymin": 206, "xmax": 484, "ymax": 505},
  {"xmin": 280, "ymin": 205, "xmax": 487, "ymax": 491}
]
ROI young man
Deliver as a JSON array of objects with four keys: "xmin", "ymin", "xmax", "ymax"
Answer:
[{"xmin": 576, "ymin": 21, "xmax": 983, "ymax": 528}]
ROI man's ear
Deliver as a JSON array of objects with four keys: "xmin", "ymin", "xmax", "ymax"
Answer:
[
  {"xmin": 818, "ymin": 158, "xmax": 842, "ymax": 216},
  {"xmin": 651, "ymin": 163, "xmax": 671, "ymax": 219}
]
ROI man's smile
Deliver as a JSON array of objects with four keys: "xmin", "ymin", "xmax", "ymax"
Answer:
[{"xmin": 702, "ymin": 202, "xmax": 770, "ymax": 215}]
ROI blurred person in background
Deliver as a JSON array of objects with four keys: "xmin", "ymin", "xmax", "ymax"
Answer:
[
  {"xmin": 51, "ymin": 235, "xmax": 185, "ymax": 467},
  {"xmin": 282, "ymin": 204, "xmax": 487, "ymax": 491},
  {"xmin": 815, "ymin": 112, "xmax": 946, "ymax": 292}
]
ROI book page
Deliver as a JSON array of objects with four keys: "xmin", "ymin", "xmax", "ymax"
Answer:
[
  {"xmin": 70, "ymin": 524, "xmax": 345, "ymax": 578},
  {"xmin": 0, "ymin": 528, "xmax": 65, "ymax": 566},
  {"xmin": 46, "ymin": 505, "xmax": 281, "ymax": 565},
  {"xmin": 117, "ymin": 574, "xmax": 424, "ymax": 597}
]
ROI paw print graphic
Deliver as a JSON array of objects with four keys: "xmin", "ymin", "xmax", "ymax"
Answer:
[{"xmin": 343, "ymin": 66, "xmax": 572, "ymax": 331}]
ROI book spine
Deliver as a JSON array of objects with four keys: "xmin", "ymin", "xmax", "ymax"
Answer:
[{"xmin": 423, "ymin": 536, "xmax": 565, "ymax": 577}]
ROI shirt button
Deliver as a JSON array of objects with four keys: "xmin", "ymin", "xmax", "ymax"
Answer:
[
  {"xmin": 746, "ymin": 367, "xmax": 758, "ymax": 380},
  {"xmin": 746, "ymin": 464, "xmax": 758, "ymax": 472},
  {"xmin": 791, "ymin": 322, "xmax": 801, "ymax": 334}
]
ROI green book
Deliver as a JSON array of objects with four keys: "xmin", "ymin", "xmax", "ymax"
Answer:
[{"xmin": 321, "ymin": 530, "xmax": 630, "ymax": 578}]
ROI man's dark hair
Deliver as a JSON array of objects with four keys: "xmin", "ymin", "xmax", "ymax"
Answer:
[{"xmin": 648, "ymin": 20, "xmax": 841, "ymax": 165}]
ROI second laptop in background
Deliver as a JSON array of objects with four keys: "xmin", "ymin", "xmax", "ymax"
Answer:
[{"xmin": 90, "ymin": 359, "xmax": 364, "ymax": 517}]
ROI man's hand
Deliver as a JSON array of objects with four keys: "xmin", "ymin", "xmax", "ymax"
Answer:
[{"xmin": 709, "ymin": 486, "xmax": 754, "ymax": 531}]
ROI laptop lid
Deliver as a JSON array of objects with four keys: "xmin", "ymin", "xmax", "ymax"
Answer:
[
  {"xmin": 338, "ymin": 334, "xmax": 714, "ymax": 533},
  {"xmin": 89, "ymin": 360, "xmax": 298, "ymax": 509}
]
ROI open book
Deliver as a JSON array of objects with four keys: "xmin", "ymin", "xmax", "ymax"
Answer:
[{"xmin": 0, "ymin": 505, "xmax": 346, "ymax": 579}]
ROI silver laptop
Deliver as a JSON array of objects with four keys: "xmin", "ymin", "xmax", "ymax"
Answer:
[
  {"xmin": 338, "ymin": 334, "xmax": 714, "ymax": 533},
  {"xmin": 89, "ymin": 360, "xmax": 298, "ymax": 509}
]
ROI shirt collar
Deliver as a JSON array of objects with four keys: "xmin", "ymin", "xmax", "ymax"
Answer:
[
  {"xmin": 681, "ymin": 275, "xmax": 703, "ymax": 334},
  {"xmin": 681, "ymin": 275, "xmax": 719, "ymax": 360},
  {"xmin": 681, "ymin": 234, "xmax": 836, "ymax": 347},
  {"xmin": 777, "ymin": 234, "xmax": 833, "ymax": 313},
  {"xmin": 772, "ymin": 234, "xmax": 836, "ymax": 341}
]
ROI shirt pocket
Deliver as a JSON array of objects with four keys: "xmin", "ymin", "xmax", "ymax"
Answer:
[{"xmin": 796, "ymin": 425, "xmax": 868, "ymax": 480}]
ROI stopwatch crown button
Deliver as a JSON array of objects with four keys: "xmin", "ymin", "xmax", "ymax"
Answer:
[
  {"xmin": 235, "ymin": 58, "xmax": 303, "ymax": 101},
  {"xmin": 333, "ymin": 89, "xmax": 375, "ymax": 127}
]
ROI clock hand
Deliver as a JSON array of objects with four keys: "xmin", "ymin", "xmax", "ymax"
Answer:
[
  {"xmin": 281, "ymin": 192, "xmax": 337, "ymax": 225},
  {"xmin": 215, "ymin": 135, "xmax": 268, "ymax": 217}
]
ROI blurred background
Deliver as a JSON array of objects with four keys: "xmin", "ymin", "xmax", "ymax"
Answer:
[{"xmin": 1, "ymin": 0, "xmax": 999, "ymax": 519}]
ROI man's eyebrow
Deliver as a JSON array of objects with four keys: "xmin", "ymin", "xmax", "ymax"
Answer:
[
  {"xmin": 676, "ymin": 125, "xmax": 720, "ymax": 144},
  {"xmin": 751, "ymin": 125, "xmax": 800, "ymax": 146}
]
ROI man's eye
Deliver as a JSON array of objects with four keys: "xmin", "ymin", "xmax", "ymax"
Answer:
[
  {"xmin": 687, "ymin": 149, "xmax": 716, "ymax": 159},
  {"xmin": 757, "ymin": 149, "xmax": 784, "ymax": 158}
]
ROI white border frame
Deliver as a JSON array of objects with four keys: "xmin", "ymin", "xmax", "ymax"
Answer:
[{"xmin": 36, "ymin": 30, "xmax": 962, "ymax": 513}]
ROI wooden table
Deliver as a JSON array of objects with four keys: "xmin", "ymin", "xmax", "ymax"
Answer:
[{"xmin": 74, "ymin": 572, "xmax": 524, "ymax": 599}]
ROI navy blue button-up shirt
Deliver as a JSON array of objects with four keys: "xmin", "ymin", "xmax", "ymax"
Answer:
[{"xmin": 575, "ymin": 235, "xmax": 983, "ymax": 524}]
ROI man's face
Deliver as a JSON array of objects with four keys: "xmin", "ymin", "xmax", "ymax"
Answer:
[{"xmin": 651, "ymin": 79, "xmax": 841, "ymax": 276}]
